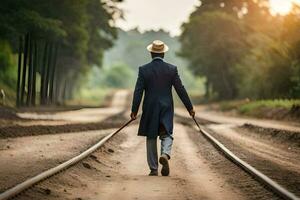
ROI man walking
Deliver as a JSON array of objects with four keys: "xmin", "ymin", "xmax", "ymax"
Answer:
[{"xmin": 130, "ymin": 40, "xmax": 195, "ymax": 176}]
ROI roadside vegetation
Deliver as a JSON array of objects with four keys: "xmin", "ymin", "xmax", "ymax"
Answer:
[
  {"xmin": 180, "ymin": 0, "xmax": 300, "ymax": 101},
  {"xmin": 1, "ymin": 0, "xmax": 299, "ymax": 122},
  {"xmin": 0, "ymin": 0, "xmax": 122, "ymax": 108},
  {"xmin": 214, "ymin": 99, "xmax": 300, "ymax": 120},
  {"xmin": 179, "ymin": 0, "xmax": 300, "ymax": 120},
  {"xmin": 80, "ymin": 28, "xmax": 205, "ymax": 105}
]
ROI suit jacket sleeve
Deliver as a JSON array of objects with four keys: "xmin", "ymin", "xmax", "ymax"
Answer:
[
  {"xmin": 172, "ymin": 67, "xmax": 193, "ymax": 111},
  {"xmin": 131, "ymin": 67, "xmax": 145, "ymax": 113}
]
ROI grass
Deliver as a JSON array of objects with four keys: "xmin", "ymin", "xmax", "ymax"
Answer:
[
  {"xmin": 0, "ymin": 81, "xmax": 111, "ymax": 108},
  {"xmin": 0, "ymin": 82, "xmax": 16, "ymax": 107},
  {"xmin": 218, "ymin": 99, "xmax": 300, "ymax": 119},
  {"xmin": 238, "ymin": 99, "xmax": 300, "ymax": 114},
  {"xmin": 68, "ymin": 87, "xmax": 110, "ymax": 107}
]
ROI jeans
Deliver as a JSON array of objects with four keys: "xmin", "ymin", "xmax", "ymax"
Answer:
[{"xmin": 146, "ymin": 133, "xmax": 173, "ymax": 171}]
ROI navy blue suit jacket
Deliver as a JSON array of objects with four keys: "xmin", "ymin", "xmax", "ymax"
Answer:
[{"xmin": 131, "ymin": 57, "xmax": 193, "ymax": 138}]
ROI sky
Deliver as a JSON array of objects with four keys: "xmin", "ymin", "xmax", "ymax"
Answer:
[
  {"xmin": 269, "ymin": 0, "xmax": 300, "ymax": 15},
  {"xmin": 115, "ymin": 0, "xmax": 200, "ymax": 36},
  {"xmin": 115, "ymin": 0, "xmax": 300, "ymax": 36}
]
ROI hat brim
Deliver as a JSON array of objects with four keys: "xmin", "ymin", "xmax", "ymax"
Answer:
[{"xmin": 147, "ymin": 44, "xmax": 169, "ymax": 53}]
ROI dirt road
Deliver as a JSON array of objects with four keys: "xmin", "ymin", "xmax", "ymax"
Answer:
[
  {"xmin": 15, "ymin": 119, "xmax": 278, "ymax": 200},
  {"xmin": 206, "ymin": 123, "xmax": 300, "ymax": 195},
  {"xmin": 176, "ymin": 107, "xmax": 300, "ymax": 197},
  {"xmin": 1, "ymin": 92, "xmax": 295, "ymax": 199},
  {"xmin": 0, "ymin": 90, "xmax": 129, "ymax": 192},
  {"xmin": 91, "ymin": 124, "xmax": 242, "ymax": 200},
  {"xmin": 15, "ymin": 90, "xmax": 129, "ymax": 125},
  {"xmin": 176, "ymin": 107, "xmax": 300, "ymax": 132}
]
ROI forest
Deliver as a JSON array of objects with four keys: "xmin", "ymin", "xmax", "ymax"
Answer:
[
  {"xmin": 0, "ymin": 0, "xmax": 299, "ymax": 108},
  {"xmin": 180, "ymin": 0, "xmax": 300, "ymax": 100},
  {"xmin": 0, "ymin": 0, "xmax": 121, "ymax": 107},
  {"xmin": 85, "ymin": 29, "xmax": 202, "ymax": 88}
]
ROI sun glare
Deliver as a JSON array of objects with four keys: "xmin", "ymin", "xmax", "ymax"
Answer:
[{"xmin": 269, "ymin": 0, "xmax": 300, "ymax": 15}]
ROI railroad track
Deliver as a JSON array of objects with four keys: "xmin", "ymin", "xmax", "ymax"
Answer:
[
  {"xmin": 0, "ymin": 119, "xmax": 134, "ymax": 200},
  {"xmin": 192, "ymin": 116, "xmax": 299, "ymax": 200}
]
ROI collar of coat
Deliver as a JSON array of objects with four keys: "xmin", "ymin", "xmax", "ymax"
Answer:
[{"xmin": 152, "ymin": 57, "xmax": 164, "ymax": 61}]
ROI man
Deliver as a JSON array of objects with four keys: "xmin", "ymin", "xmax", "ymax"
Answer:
[{"xmin": 130, "ymin": 40, "xmax": 195, "ymax": 176}]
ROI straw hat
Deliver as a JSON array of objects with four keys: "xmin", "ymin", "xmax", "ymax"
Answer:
[{"xmin": 147, "ymin": 40, "xmax": 169, "ymax": 53}]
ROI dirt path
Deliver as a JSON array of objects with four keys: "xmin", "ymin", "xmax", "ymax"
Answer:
[
  {"xmin": 16, "ymin": 123, "xmax": 256, "ymax": 200},
  {"xmin": 207, "ymin": 124, "xmax": 300, "ymax": 195},
  {"xmin": 2, "ymin": 92, "xmax": 285, "ymax": 199},
  {"xmin": 15, "ymin": 90, "xmax": 130, "ymax": 126},
  {"xmin": 0, "ymin": 129, "xmax": 113, "ymax": 192},
  {"xmin": 0, "ymin": 90, "xmax": 129, "ymax": 192},
  {"xmin": 207, "ymin": 124, "xmax": 300, "ymax": 171},
  {"xmin": 176, "ymin": 108, "xmax": 300, "ymax": 132},
  {"xmin": 95, "ymin": 124, "xmax": 244, "ymax": 200}
]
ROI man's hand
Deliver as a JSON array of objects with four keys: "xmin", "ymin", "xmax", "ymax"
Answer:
[
  {"xmin": 189, "ymin": 109, "xmax": 195, "ymax": 118},
  {"xmin": 130, "ymin": 112, "xmax": 137, "ymax": 120}
]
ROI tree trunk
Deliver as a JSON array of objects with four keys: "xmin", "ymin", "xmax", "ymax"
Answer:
[
  {"xmin": 20, "ymin": 33, "xmax": 29, "ymax": 106},
  {"xmin": 40, "ymin": 42, "xmax": 48, "ymax": 105},
  {"xmin": 54, "ymin": 73, "xmax": 60, "ymax": 105},
  {"xmin": 204, "ymin": 79, "xmax": 210, "ymax": 99},
  {"xmin": 45, "ymin": 43, "xmax": 53, "ymax": 104},
  {"xmin": 31, "ymin": 40, "xmax": 38, "ymax": 106},
  {"xmin": 26, "ymin": 35, "xmax": 33, "ymax": 106},
  {"xmin": 55, "ymin": 73, "xmax": 64, "ymax": 105},
  {"xmin": 62, "ymin": 78, "xmax": 68, "ymax": 104},
  {"xmin": 219, "ymin": 64, "xmax": 233, "ymax": 100},
  {"xmin": 16, "ymin": 36, "xmax": 23, "ymax": 107},
  {"xmin": 49, "ymin": 43, "xmax": 58, "ymax": 104}
]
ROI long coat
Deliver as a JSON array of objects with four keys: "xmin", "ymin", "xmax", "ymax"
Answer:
[{"xmin": 131, "ymin": 57, "xmax": 193, "ymax": 139}]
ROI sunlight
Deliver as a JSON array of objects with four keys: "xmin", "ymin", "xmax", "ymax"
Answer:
[{"xmin": 269, "ymin": 0, "xmax": 300, "ymax": 15}]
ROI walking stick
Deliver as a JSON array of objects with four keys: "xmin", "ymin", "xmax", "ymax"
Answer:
[
  {"xmin": 192, "ymin": 116, "xmax": 201, "ymax": 132},
  {"xmin": 112, "ymin": 118, "xmax": 135, "ymax": 135}
]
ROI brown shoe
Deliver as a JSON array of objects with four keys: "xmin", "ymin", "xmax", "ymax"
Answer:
[
  {"xmin": 148, "ymin": 170, "xmax": 158, "ymax": 176},
  {"xmin": 159, "ymin": 154, "xmax": 170, "ymax": 176}
]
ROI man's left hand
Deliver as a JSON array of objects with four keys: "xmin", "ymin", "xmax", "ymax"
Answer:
[
  {"xmin": 130, "ymin": 112, "xmax": 137, "ymax": 120},
  {"xmin": 189, "ymin": 109, "xmax": 195, "ymax": 118}
]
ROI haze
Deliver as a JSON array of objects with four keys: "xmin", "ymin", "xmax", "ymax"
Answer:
[{"xmin": 115, "ymin": 0, "xmax": 200, "ymax": 36}]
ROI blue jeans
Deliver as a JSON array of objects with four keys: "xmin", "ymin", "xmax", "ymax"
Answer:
[{"xmin": 146, "ymin": 134, "xmax": 173, "ymax": 171}]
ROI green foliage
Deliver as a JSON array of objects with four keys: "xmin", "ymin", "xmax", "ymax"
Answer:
[
  {"xmin": 238, "ymin": 99, "xmax": 300, "ymax": 115},
  {"xmin": 104, "ymin": 29, "xmax": 186, "ymax": 70},
  {"xmin": 102, "ymin": 29, "xmax": 203, "ymax": 91},
  {"xmin": 83, "ymin": 62, "xmax": 135, "ymax": 90},
  {"xmin": 102, "ymin": 64, "xmax": 135, "ymax": 88},
  {"xmin": 71, "ymin": 87, "xmax": 109, "ymax": 106},
  {"xmin": 0, "ymin": 40, "xmax": 17, "ymax": 87},
  {"xmin": 0, "ymin": 0, "xmax": 122, "ymax": 106},
  {"xmin": 82, "ymin": 28, "xmax": 205, "ymax": 96},
  {"xmin": 217, "ymin": 99, "xmax": 300, "ymax": 119},
  {"xmin": 0, "ymin": 40, "xmax": 17, "ymax": 106},
  {"xmin": 180, "ymin": 0, "xmax": 300, "ymax": 100},
  {"xmin": 180, "ymin": 11, "xmax": 248, "ymax": 99}
]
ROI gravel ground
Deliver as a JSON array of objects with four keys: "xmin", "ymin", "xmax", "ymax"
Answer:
[
  {"xmin": 15, "ymin": 123, "xmax": 248, "ymax": 200},
  {"xmin": 240, "ymin": 123, "xmax": 300, "ymax": 148},
  {"xmin": 0, "ymin": 110, "xmax": 127, "ymax": 139},
  {"xmin": 176, "ymin": 116, "xmax": 280, "ymax": 200},
  {"xmin": 206, "ymin": 125, "xmax": 300, "ymax": 196},
  {"xmin": 0, "ymin": 90, "xmax": 131, "ymax": 195}
]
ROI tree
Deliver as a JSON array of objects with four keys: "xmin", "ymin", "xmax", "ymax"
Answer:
[
  {"xmin": 180, "ymin": 11, "xmax": 248, "ymax": 99},
  {"xmin": 0, "ymin": 0, "xmax": 122, "ymax": 106},
  {"xmin": 179, "ymin": 0, "xmax": 300, "ymax": 100},
  {"xmin": 275, "ymin": 6, "xmax": 300, "ymax": 97}
]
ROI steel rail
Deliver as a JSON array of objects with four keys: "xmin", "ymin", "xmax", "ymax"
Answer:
[
  {"xmin": 0, "ymin": 118, "xmax": 134, "ymax": 200},
  {"xmin": 192, "ymin": 116, "xmax": 299, "ymax": 200}
]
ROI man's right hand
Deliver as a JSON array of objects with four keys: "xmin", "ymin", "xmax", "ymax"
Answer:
[
  {"xmin": 189, "ymin": 109, "xmax": 195, "ymax": 118},
  {"xmin": 130, "ymin": 112, "xmax": 137, "ymax": 120}
]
